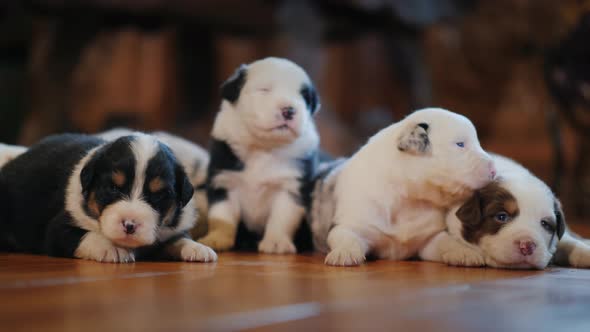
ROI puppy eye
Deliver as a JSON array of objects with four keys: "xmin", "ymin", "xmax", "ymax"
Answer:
[
  {"xmin": 456, "ymin": 142, "xmax": 465, "ymax": 148},
  {"xmin": 540, "ymin": 220, "xmax": 555, "ymax": 234},
  {"xmin": 258, "ymin": 87, "xmax": 271, "ymax": 93},
  {"xmin": 495, "ymin": 212, "xmax": 509, "ymax": 223}
]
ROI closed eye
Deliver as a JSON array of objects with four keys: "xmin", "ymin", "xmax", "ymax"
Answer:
[{"xmin": 258, "ymin": 87, "xmax": 271, "ymax": 93}]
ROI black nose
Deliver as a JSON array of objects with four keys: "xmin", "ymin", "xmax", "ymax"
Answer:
[
  {"xmin": 123, "ymin": 220, "xmax": 136, "ymax": 235},
  {"xmin": 281, "ymin": 106, "xmax": 295, "ymax": 120}
]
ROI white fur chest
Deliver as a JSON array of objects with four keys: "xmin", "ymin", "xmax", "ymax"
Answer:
[{"xmin": 215, "ymin": 152, "xmax": 301, "ymax": 233}]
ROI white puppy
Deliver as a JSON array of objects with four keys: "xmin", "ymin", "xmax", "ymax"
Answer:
[
  {"xmin": 198, "ymin": 57, "xmax": 321, "ymax": 254},
  {"xmin": 0, "ymin": 143, "xmax": 26, "ymax": 168},
  {"xmin": 420, "ymin": 155, "xmax": 590, "ymax": 269},
  {"xmin": 311, "ymin": 108, "xmax": 496, "ymax": 266}
]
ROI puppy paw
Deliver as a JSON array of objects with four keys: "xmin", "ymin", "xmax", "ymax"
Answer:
[
  {"xmin": 568, "ymin": 245, "xmax": 590, "ymax": 268},
  {"xmin": 198, "ymin": 231, "xmax": 235, "ymax": 251},
  {"xmin": 75, "ymin": 232, "xmax": 135, "ymax": 263},
  {"xmin": 325, "ymin": 246, "xmax": 366, "ymax": 266},
  {"xmin": 442, "ymin": 249, "xmax": 485, "ymax": 267},
  {"xmin": 258, "ymin": 235, "xmax": 296, "ymax": 254},
  {"xmin": 179, "ymin": 240, "xmax": 218, "ymax": 262}
]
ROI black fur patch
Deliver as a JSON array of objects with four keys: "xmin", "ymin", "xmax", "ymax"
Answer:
[
  {"xmin": 300, "ymin": 83, "xmax": 320, "ymax": 114},
  {"xmin": 0, "ymin": 134, "xmax": 104, "ymax": 255},
  {"xmin": 398, "ymin": 123, "xmax": 431, "ymax": 154},
  {"xmin": 220, "ymin": 65, "xmax": 247, "ymax": 104},
  {"xmin": 206, "ymin": 139, "xmax": 245, "ymax": 205}
]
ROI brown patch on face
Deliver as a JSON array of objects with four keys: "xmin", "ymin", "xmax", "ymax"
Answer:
[
  {"xmin": 86, "ymin": 191, "xmax": 101, "ymax": 218},
  {"xmin": 112, "ymin": 171, "xmax": 126, "ymax": 187},
  {"xmin": 149, "ymin": 177, "xmax": 165, "ymax": 193},
  {"xmin": 456, "ymin": 181, "xmax": 520, "ymax": 244}
]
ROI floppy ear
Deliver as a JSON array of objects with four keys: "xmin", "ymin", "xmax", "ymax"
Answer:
[
  {"xmin": 80, "ymin": 157, "xmax": 98, "ymax": 199},
  {"xmin": 300, "ymin": 83, "xmax": 320, "ymax": 114},
  {"xmin": 554, "ymin": 198, "xmax": 566, "ymax": 239},
  {"xmin": 175, "ymin": 163, "xmax": 194, "ymax": 208},
  {"xmin": 398, "ymin": 122, "xmax": 431, "ymax": 155},
  {"xmin": 456, "ymin": 191, "xmax": 482, "ymax": 226},
  {"xmin": 221, "ymin": 64, "xmax": 247, "ymax": 104}
]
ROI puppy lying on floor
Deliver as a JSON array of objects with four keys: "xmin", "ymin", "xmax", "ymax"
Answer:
[
  {"xmin": 310, "ymin": 108, "xmax": 496, "ymax": 266},
  {"xmin": 0, "ymin": 133, "xmax": 217, "ymax": 263},
  {"xmin": 420, "ymin": 155, "xmax": 590, "ymax": 269},
  {"xmin": 198, "ymin": 57, "xmax": 321, "ymax": 254},
  {"xmin": 97, "ymin": 129, "xmax": 210, "ymax": 239}
]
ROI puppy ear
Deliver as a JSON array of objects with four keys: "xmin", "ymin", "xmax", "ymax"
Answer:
[
  {"xmin": 80, "ymin": 157, "xmax": 97, "ymax": 199},
  {"xmin": 398, "ymin": 122, "xmax": 431, "ymax": 154},
  {"xmin": 175, "ymin": 163, "xmax": 194, "ymax": 208},
  {"xmin": 456, "ymin": 191, "xmax": 482, "ymax": 226},
  {"xmin": 554, "ymin": 198, "xmax": 566, "ymax": 239},
  {"xmin": 300, "ymin": 83, "xmax": 321, "ymax": 114},
  {"xmin": 221, "ymin": 64, "xmax": 247, "ymax": 104}
]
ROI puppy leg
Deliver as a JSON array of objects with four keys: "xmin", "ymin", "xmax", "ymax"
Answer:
[
  {"xmin": 198, "ymin": 199, "xmax": 240, "ymax": 251},
  {"xmin": 258, "ymin": 192, "xmax": 304, "ymax": 254},
  {"xmin": 419, "ymin": 232, "xmax": 486, "ymax": 267},
  {"xmin": 554, "ymin": 231, "xmax": 590, "ymax": 268},
  {"xmin": 165, "ymin": 236, "xmax": 218, "ymax": 262},
  {"xmin": 325, "ymin": 225, "xmax": 369, "ymax": 266},
  {"xmin": 75, "ymin": 232, "xmax": 135, "ymax": 263}
]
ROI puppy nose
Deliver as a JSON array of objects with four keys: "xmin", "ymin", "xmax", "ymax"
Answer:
[
  {"xmin": 516, "ymin": 238, "xmax": 536, "ymax": 256},
  {"xmin": 122, "ymin": 220, "xmax": 136, "ymax": 235},
  {"xmin": 281, "ymin": 106, "xmax": 295, "ymax": 120}
]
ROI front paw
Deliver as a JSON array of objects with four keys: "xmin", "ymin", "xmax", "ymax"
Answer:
[
  {"xmin": 198, "ymin": 231, "xmax": 235, "ymax": 251},
  {"xmin": 442, "ymin": 249, "xmax": 485, "ymax": 267},
  {"xmin": 325, "ymin": 246, "xmax": 366, "ymax": 266},
  {"xmin": 179, "ymin": 240, "xmax": 218, "ymax": 262},
  {"xmin": 258, "ymin": 235, "xmax": 296, "ymax": 254},
  {"xmin": 75, "ymin": 233, "xmax": 135, "ymax": 263}
]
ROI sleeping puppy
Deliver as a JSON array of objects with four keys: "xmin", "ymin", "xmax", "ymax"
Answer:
[
  {"xmin": 198, "ymin": 57, "xmax": 321, "ymax": 254},
  {"xmin": 0, "ymin": 133, "xmax": 217, "ymax": 263},
  {"xmin": 0, "ymin": 143, "xmax": 26, "ymax": 168},
  {"xmin": 97, "ymin": 128, "xmax": 210, "ymax": 238},
  {"xmin": 311, "ymin": 108, "xmax": 496, "ymax": 266},
  {"xmin": 420, "ymin": 155, "xmax": 590, "ymax": 269}
]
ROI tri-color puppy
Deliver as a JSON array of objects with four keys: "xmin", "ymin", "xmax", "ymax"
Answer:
[
  {"xmin": 97, "ymin": 128, "xmax": 210, "ymax": 238},
  {"xmin": 198, "ymin": 57, "xmax": 321, "ymax": 254},
  {"xmin": 0, "ymin": 133, "xmax": 217, "ymax": 263},
  {"xmin": 310, "ymin": 108, "xmax": 496, "ymax": 266},
  {"xmin": 420, "ymin": 155, "xmax": 590, "ymax": 269}
]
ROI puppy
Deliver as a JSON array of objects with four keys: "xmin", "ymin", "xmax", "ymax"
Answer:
[
  {"xmin": 310, "ymin": 108, "xmax": 496, "ymax": 266},
  {"xmin": 198, "ymin": 57, "xmax": 321, "ymax": 254},
  {"xmin": 420, "ymin": 155, "xmax": 590, "ymax": 269},
  {"xmin": 97, "ymin": 128, "xmax": 210, "ymax": 238},
  {"xmin": 0, "ymin": 143, "xmax": 26, "ymax": 168},
  {"xmin": 0, "ymin": 133, "xmax": 217, "ymax": 263}
]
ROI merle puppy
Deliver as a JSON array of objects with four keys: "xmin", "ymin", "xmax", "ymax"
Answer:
[
  {"xmin": 0, "ymin": 133, "xmax": 217, "ymax": 263},
  {"xmin": 198, "ymin": 57, "xmax": 321, "ymax": 254}
]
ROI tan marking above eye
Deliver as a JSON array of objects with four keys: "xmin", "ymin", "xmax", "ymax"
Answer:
[
  {"xmin": 112, "ymin": 171, "xmax": 126, "ymax": 187},
  {"xmin": 503, "ymin": 199, "xmax": 520, "ymax": 216},
  {"xmin": 149, "ymin": 177, "xmax": 165, "ymax": 193}
]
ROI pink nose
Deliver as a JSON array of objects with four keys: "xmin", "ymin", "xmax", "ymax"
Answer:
[
  {"xmin": 281, "ymin": 106, "xmax": 295, "ymax": 120},
  {"xmin": 517, "ymin": 239, "xmax": 536, "ymax": 256}
]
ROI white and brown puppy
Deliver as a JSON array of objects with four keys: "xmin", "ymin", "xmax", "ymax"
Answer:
[
  {"xmin": 198, "ymin": 57, "xmax": 321, "ymax": 254},
  {"xmin": 0, "ymin": 133, "xmax": 217, "ymax": 263},
  {"xmin": 0, "ymin": 143, "xmax": 26, "ymax": 168},
  {"xmin": 311, "ymin": 108, "xmax": 496, "ymax": 266},
  {"xmin": 420, "ymin": 155, "xmax": 590, "ymax": 269}
]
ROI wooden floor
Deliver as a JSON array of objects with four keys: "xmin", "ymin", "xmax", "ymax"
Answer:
[{"xmin": 2, "ymin": 226, "xmax": 590, "ymax": 332}]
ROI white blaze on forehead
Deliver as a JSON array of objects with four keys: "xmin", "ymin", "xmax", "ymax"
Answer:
[
  {"xmin": 129, "ymin": 134, "xmax": 160, "ymax": 201},
  {"xmin": 246, "ymin": 57, "xmax": 310, "ymax": 90}
]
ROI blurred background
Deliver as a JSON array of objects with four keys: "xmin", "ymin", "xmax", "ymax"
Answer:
[{"xmin": 0, "ymin": 0, "xmax": 589, "ymax": 219}]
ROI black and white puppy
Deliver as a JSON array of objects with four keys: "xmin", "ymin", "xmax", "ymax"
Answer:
[
  {"xmin": 198, "ymin": 57, "xmax": 321, "ymax": 254},
  {"xmin": 0, "ymin": 133, "xmax": 217, "ymax": 263},
  {"xmin": 420, "ymin": 155, "xmax": 590, "ymax": 269}
]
